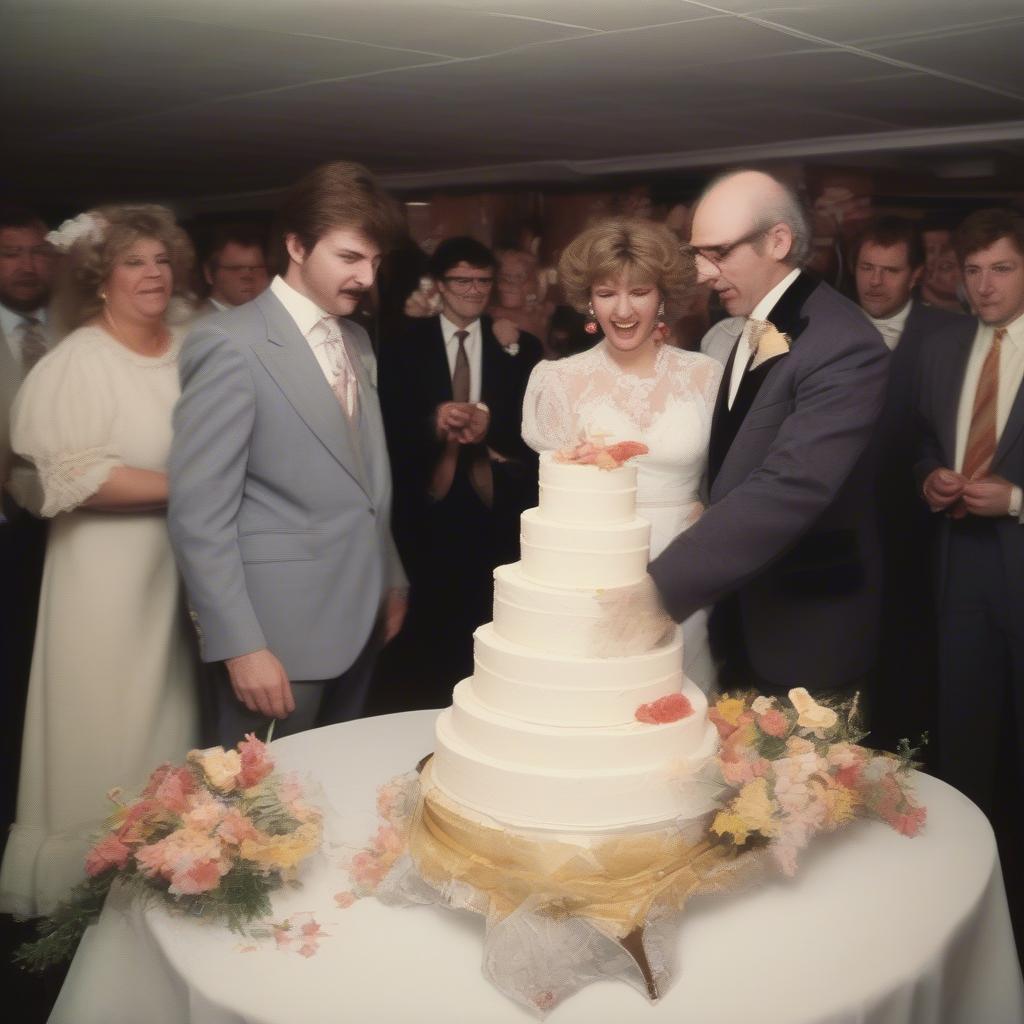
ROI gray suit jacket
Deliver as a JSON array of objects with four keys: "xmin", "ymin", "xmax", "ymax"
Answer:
[
  {"xmin": 650, "ymin": 275, "xmax": 890, "ymax": 688},
  {"xmin": 168, "ymin": 289, "xmax": 406, "ymax": 681},
  {"xmin": 915, "ymin": 316, "xmax": 1024, "ymax": 604}
]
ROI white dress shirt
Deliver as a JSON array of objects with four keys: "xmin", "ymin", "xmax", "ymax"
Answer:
[
  {"xmin": 208, "ymin": 296, "xmax": 229, "ymax": 312},
  {"xmin": 1, "ymin": 302, "xmax": 48, "ymax": 365},
  {"xmin": 728, "ymin": 268, "xmax": 801, "ymax": 409},
  {"xmin": 954, "ymin": 312, "xmax": 1024, "ymax": 522},
  {"xmin": 868, "ymin": 299, "xmax": 912, "ymax": 351},
  {"xmin": 440, "ymin": 313, "xmax": 482, "ymax": 403},
  {"xmin": 270, "ymin": 275, "xmax": 351, "ymax": 387}
]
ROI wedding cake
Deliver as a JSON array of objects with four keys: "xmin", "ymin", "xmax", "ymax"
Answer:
[{"xmin": 429, "ymin": 450, "xmax": 719, "ymax": 833}]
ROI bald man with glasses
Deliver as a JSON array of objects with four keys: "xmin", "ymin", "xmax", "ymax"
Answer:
[{"xmin": 647, "ymin": 169, "xmax": 890, "ymax": 710}]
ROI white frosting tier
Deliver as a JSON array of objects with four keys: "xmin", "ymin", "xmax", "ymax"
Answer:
[
  {"xmin": 493, "ymin": 562, "xmax": 637, "ymax": 656},
  {"xmin": 448, "ymin": 677, "xmax": 710, "ymax": 769},
  {"xmin": 472, "ymin": 622, "xmax": 683, "ymax": 727},
  {"xmin": 432, "ymin": 699, "xmax": 719, "ymax": 831},
  {"xmin": 537, "ymin": 453, "xmax": 636, "ymax": 525},
  {"xmin": 519, "ymin": 507, "xmax": 650, "ymax": 589}
]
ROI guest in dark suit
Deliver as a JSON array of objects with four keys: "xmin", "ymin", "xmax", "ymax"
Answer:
[
  {"xmin": 194, "ymin": 223, "xmax": 269, "ymax": 317},
  {"xmin": 378, "ymin": 237, "xmax": 542, "ymax": 710},
  {"xmin": 0, "ymin": 204, "xmax": 55, "ymax": 835},
  {"xmin": 852, "ymin": 217, "xmax": 965, "ymax": 756},
  {"xmin": 916, "ymin": 208, "xmax": 1024, "ymax": 820},
  {"xmin": 645, "ymin": 169, "xmax": 890, "ymax": 702}
]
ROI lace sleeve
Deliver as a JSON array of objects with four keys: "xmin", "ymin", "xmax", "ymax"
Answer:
[
  {"xmin": 10, "ymin": 333, "xmax": 122, "ymax": 517},
  {"xmin": 700, "ymin": 355, "xmax": 725, "ymax": 411},
  {"xmin": 521, "ymin": 360, "xmax": 576, "ymax": 453}
]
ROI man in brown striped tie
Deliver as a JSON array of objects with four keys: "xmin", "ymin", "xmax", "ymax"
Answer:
[{"xmin": 916, "ymin": 209, "xmax": 1024, "ymax": 863}]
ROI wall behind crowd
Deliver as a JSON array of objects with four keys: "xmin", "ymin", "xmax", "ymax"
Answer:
[{"xmin": 172, "ymin": 160, "xmax": 1024, "ymax": 354}]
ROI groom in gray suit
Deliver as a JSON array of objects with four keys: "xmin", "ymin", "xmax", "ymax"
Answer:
[
  {"xmin": 647, "ymin": 170, "xmax": 889, "ymax": 700},
  {"xmin": 169, "ymin": 162, "xmax": 407, "ymax": 745}
]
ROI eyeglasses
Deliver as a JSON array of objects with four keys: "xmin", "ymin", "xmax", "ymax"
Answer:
[
  {"xmin": 217, "ymin": 263, "xmax": 266, "ymax": 274},
  {"xmin": 442, "ymin": 275, "xmax": 494, "ymax": 294},
  {"xmin": 682, "ymin": 226, "xmax": 770, "ymax": 269}
]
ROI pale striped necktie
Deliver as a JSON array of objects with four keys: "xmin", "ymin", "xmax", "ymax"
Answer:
[
  {"xmin": 318, "ymin": 316, "xmax": 359, "ymax": 421},
  {"xmin": 19, "ymin": 316, "xmax": 48, "ymax": 373}
]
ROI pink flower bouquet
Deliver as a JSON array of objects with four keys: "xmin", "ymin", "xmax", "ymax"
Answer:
[
  {"xmin": 708, "ymin": 690, "xmax": 926, "ymax": 874},
  {"xmin": 16, "ymin": 734, "xmax": 322, "ymax": 971}
]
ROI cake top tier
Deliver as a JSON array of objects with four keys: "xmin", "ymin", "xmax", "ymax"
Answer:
[{"xmin": 538, "ymin": 450, "xmax": 640, "ymax": 526}]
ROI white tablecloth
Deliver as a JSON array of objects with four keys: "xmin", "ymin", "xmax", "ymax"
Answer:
[{"xmin": 51, "ymin": 710, "xmax": 1024, "ymax": 1024}]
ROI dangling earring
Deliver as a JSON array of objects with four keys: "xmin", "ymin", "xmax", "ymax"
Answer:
[
  {"xmin": 584, "ymin": 301, "xmax": 599, "ymax": 335},
  {"xmin": 654, "ymin": 300, "xmax": 667, "ymax": 342},
  {"xmin": 99, "ymin": 289, "xmax": 107, "ymax": 302}
]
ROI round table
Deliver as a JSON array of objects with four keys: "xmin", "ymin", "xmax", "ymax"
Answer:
[{"xmin": 51, "ymin": 710, "xmax": 1024, "ymax": 1024}]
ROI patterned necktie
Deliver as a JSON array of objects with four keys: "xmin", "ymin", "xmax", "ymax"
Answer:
[
  {"xmin": 19, "ymin": 316, "xmax": 48, "ymax": 374},
  {"xmin": 962, "ymin": 327, "xmax": 1005, "ymax": 481},
  {"xmin": 451, "ymin": 329, "xmax": 470, "ymax": 403},
  {"xmin": 318, "ymin": 316, "xmax": 359, "ymax": 421}
]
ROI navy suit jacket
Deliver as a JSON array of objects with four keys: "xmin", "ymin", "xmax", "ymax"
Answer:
[{"xmin": 650, "ymin": 274, "xmax": 890, "ymax": 688}]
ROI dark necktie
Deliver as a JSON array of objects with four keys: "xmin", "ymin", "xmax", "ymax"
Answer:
[{"xmin": 452, "ymin": 330, "xmax": 470, "ymax": 402}]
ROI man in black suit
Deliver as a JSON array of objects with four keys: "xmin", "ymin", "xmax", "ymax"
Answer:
[
  {"xmin": 645, "ymin": 169, "xmax": 889, "ymax": 703},
  {"xmin": 851, "ymin": 217, "xmax": 965, "ymax": 756},
  {"xmin": 378, "ymin": 237, "xmax": 542, "ymax": 710}
]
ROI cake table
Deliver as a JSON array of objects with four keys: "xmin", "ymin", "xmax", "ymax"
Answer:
[{"xmin": 50, "ymin": 710, "xmax": 1024, "ymax": 1024}]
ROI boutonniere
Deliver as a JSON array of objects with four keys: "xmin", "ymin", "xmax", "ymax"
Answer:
[
  {"xmin": 504, "ymin": 342, "xmax": 520, "ymax": 357},
  {"xmin": 747, "ymin": 319, "xmax": 791, "ymax": 370}
]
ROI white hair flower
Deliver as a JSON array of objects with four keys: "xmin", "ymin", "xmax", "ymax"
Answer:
[{"xmin": 46, "ymin": 212, "xmax": 108, "ymax": 252}]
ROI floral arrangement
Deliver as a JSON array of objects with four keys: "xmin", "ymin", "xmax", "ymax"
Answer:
[
  {"xmin": 747, "ymin": 319, "xmax": 791, "ymax": 370},
  {"xmin": 16, "ymin": 734, "xmax": 322, "ymax": 971},
  {"xmin": 335, "ymin": 773, "xmax": 418, "ymax": 907},
  {"xmin": 708, "ymin": 688, "xmax": 926, "ymax": 875}
]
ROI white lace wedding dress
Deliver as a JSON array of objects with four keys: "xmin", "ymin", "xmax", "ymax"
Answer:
[{"xmin": 522, "ymin": 341, "xmax": 723, "ymax": 692}]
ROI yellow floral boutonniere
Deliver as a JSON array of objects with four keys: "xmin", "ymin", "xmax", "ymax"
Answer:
[{"xmin": 747, "ymin": 319, "xmax": 791, "ymax": 370}]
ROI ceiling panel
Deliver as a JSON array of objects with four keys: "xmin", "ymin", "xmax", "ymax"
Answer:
[{"xmin": 2, "ymin": 0, "xmax": 1024, "ymax": 206}]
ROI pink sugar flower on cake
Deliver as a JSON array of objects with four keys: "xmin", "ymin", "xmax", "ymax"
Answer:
[
  {"xmin": 554, "ymin": 439, "xmax": 649, "ymax": 470},
  {"xmin": 634, "ymin": 693, "xmax": 693, "ymax": 724}
]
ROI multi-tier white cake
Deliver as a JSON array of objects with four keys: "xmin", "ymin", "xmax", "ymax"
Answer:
[{"xmin": 430, "ymin": 451, "xmax": 719, "ymax": 833}]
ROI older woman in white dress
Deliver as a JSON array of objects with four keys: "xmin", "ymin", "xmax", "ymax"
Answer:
[
  {"xmin": 0, "ymin": 206, "xmax": 200, "ymax": 917},
  {"xmin": 522, "ymin": 218, "xmax": 722, "ymax": 692}
]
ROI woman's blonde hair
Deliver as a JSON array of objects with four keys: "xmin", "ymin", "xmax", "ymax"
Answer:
[
  {"xmin": 558, "ymin": 217, "xmax": 695, "ymax": 321},
  {"xmin": 53, "ymin": 204, "xmax": 194, "ymax": 334}
]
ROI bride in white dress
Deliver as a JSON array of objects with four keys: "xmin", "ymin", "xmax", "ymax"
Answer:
[{"xmin": 522, "ymin": 217, "xmax": 722, "ymax": 691}]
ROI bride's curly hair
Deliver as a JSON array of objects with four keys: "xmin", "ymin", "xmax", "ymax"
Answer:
[
  {"xmin": 52, "ymin": 205, "xmax": 194, "ymax": 335},
  {"xmin": 558, "ymin": 218, "xmax": 695, "ymax": 322}
]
